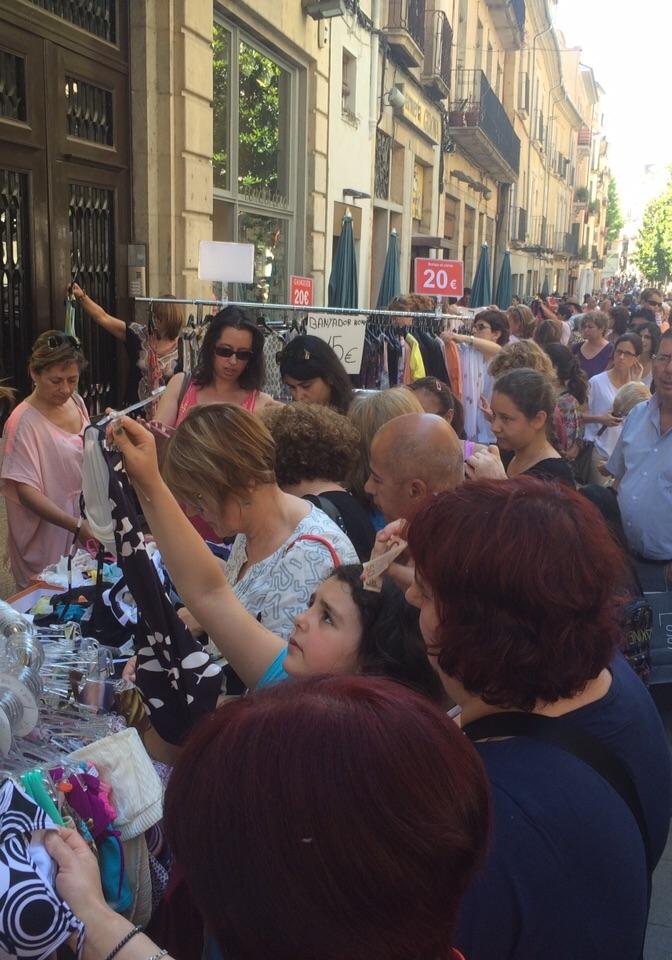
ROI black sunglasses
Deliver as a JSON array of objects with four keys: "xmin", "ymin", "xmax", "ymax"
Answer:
[
  {"xmin": 647, "ymin": 299, "xmax": 662, "ymax": 308},
  {"xmin": 47, "ymin": 333, "xmax": 80, "ymax": 350},
  {"xmin": 214, "ymin": 345, "xmax": 254, "ymax": 362}
]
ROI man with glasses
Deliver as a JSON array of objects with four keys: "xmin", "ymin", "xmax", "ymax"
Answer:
[
  {"xmin": 639, "ymin": 287, "xmax": 663, "ymax": 320},
  {"xmin": 608, "ymin": 329, "xmax": 672, "ymax": 590}
]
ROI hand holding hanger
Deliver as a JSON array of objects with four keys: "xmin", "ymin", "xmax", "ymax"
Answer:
[{"xmin": 106, "ymin": 416, "xmax": 162, "ymax": 502}]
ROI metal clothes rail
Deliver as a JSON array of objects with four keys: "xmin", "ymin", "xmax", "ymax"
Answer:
[{"xmin": 133, "ymin": 296, "xmax": 476, "ymax": 325}]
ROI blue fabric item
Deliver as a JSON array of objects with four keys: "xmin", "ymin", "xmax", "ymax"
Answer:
[
  {"xmin": 370, "ymin": 509, "xmax": 386, "ymax": 532},
  {"xmin": 456, "ymin": 655, "xmax": 672, "ymax": 960},
  {"xmin": 98, "ymin": 834, "xmax": 133, "ymax": 913},
  {"xmin": 328, "ymin": 212, "xmax": 358, "ymax": 308},
  {"xmin": 376, "ymin": 229, "xmax": 401, "ymax": 309},
  {"xmin": 255, "ymin": 648, "xmax": 289, "ymax": 689},
  {"xmin": 470, "ymin": 243, "xmax": 492, "ymax": 309}
]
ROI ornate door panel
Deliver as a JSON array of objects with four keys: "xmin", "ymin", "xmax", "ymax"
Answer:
[{"xmin": 0, "ymin": 0, "xmax": 129, "ymax": 403}]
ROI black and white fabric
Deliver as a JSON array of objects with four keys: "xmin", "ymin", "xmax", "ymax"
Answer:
[
  {"xmin": 91, "ymin": 436, "xmax": 222, "ymax": 745},
  {"xmin": 0, "ymin": 781, "xmax": 84, "ymax": 960}
]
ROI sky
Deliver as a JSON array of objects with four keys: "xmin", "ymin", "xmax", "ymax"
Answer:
[{"xmin": 554, "ymin": 0, "xmax": 672, "ymax": 224}]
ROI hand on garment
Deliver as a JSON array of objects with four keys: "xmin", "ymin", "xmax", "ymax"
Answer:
[
  {"xmin": 106, "ymin": 416, "xmax": 162, "ymax": 499},
  {"xmin": 465, "ymin": 445, "xmax": 507, "ymax": 481},
  {"xmin": 45, "ymin": 828, "xmax": 109, "ymax": 926},
  {"xmin": 177, "ymin": 606, "xmax": 205, "ymax": 637}
]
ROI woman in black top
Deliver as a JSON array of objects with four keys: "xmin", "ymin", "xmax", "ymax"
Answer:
[
  {"xmin": 465, "ymin": 367, "xmax": 575, "ymax": 487},
  {"xmin": 262, "ymin": 402, "xmax": 375, "ymax": 561}
]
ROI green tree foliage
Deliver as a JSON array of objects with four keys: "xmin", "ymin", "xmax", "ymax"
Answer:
[
  {"xmin": 213, "ymin": 25, "xmax": 230, "ymax": 190},
  {"xmin": 606, "ymin": 178, "xmax": 624, "ymax": 243},
  {"xmin": 634, "ymin": 175, "xmax": 672, "ymax": 285}
]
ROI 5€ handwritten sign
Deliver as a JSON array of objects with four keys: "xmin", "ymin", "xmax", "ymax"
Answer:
[{"xmin": 305, "ymin": 313, "xmax": 367, "ymax": 375}]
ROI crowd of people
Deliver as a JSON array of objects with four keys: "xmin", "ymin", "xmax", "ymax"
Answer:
[{"xmin": 1, "ymin": 280, "xmax": 671, "ymax": 960}]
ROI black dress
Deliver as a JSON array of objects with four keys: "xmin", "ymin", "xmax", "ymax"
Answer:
[{"xmin": 524, "ymin": 457, "xmax": 576, "ymax": 487}]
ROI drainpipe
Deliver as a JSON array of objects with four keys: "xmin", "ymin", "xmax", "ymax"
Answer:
[{"xmin": 369, "ymin": 0, "xmax": 380, "ymax": 138}]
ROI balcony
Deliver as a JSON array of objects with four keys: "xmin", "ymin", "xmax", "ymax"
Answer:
[
  {"xmin": 448, "ymin": 70, "xmax": 520, "ymax": 181},
  {"xmin": 385, "ymin": 0, "xmax": 426, "ymax": 68},
  {"xmin": 527, "ymin": 216, "xmax": 551, "ymax": 252},
  {"xmin": 421, "ymin": 8, "xmax": 452, "ymax": 102},
  {"xmin": 484, "ymin": 0, "xmax": 525, "ymax": 49}
]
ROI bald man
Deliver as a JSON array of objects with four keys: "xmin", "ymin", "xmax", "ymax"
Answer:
[{"xmin": 364, "ymin": 413, "xmax": 464, "ymax": 524}]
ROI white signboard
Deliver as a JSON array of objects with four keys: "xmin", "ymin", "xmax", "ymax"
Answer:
[
  {"xmin": 198, "ymin": 241, "xmax": 254, "ymax": 283},
  {"xmin": 305, "ymin": 313, "xmax": 367, "ymax": 375}
]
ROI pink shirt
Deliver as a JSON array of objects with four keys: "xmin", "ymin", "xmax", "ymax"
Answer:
[
  {"xmin": 175, "ymin": 381, "xmax": 259, "ymax": 427},
  {"xmin": 0, "ymin": 395, "xmax": 89, "ymax": 587}
]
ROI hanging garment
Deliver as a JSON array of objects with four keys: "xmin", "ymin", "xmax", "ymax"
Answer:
[
  {"xmin": 260, "ymin": 331, "xmax": 287, "ymax": 399},
  {"xmin": 0, "ymin": 780, "xmax": 84, "ymax": 960},
  {"xmin": 443, "ymin": 340, "xmax": 462, "ymax": 400},
  {"xmin": 404, "ymin": 333, "xmax": 427, "ymax": 382},
  {"xmin": 96, "ymin": 437, "xmax": 223, "ymax": 744}
]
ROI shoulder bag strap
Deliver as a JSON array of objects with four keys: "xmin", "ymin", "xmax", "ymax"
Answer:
[
  {"xmin": 464, "ymin": 709, "xmax": 652, "ymax": 957},
  {"xmin": 284, "ymin": 534, "xmax": 341, "ymax": 569}
]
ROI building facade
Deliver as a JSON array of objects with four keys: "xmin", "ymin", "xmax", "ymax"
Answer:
[{"xmin": 0, "ymin": 0, "xmax": 613, "ymax": 395}]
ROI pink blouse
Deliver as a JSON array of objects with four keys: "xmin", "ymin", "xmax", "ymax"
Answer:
[
  {"xmin": 176, "ymin": 381, "xmax": 259, "ymax": 427},
  {"xmin": 0, "ymin": 395, "xmax": 89, "ymax": 588}
]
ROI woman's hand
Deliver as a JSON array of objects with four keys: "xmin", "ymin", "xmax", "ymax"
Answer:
[
  {"xmin": 478, "ymin": 394, "xmax": 493, "ymax": 421},
  {"xmin": 45, "ymin": 828, "xmax": 110, "ymax": 924},
  {"xmin": 465, "ymin": 445, "xmax": 507, "ymax": 481},
  {"xmin": 107, "ymin": 416, "xmax": 162, "ymax": 499},
  {"xmin": 599, "ymin": 413, "xmax": 623, "ymax": 428},
  {"xmin": 68, "ymin": 282, "xmax": 85, "ymax": 302},
  {"xmin": 122, "ymin": 656, "xmax": 137, "ymax": 683},
  {"xmin": 177, "ymin": 607, "xmax": 205, "ymax": 637}
]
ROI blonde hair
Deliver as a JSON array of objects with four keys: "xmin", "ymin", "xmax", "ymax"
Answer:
[
  {"xmin": 507, "ymin": 304, "xmax": 536, "ymax": 339},
  {"xmin": 346, "ymin": 387, "xmax": 424, "ymax": 503},
  {"xmin": 488, "ymin": 339, "xmax": 554, "ymax": 379},
  {"xmin": 163, "ymin": 403, "xmax": 276, "ymax": 508},
  {"xmin": 612, "ymin": 382, "xmax": 651, "ymax": 419},
  {"xmin": 152, "ymin": 296, "xmax": 185, "ymax": 340}
]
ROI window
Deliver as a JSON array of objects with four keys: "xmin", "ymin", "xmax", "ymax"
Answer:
[
  {"xmin": 213, "ymin": 18, "xmax": 297, "ymax": 302},
  {"xmin": 341, "ymin": 49, "xmax": 357, "ymax": 125}
]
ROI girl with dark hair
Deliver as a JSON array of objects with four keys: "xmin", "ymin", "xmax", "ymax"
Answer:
[
  {"xmin": 543, "ymin": 343, "xmax": 588, "ymax": 461},
  {"xmin": 584, "ymin": 332, "xmax": 643, "ymax": 472},
  {"xmin": 277, "ymin": 334, "xmax": 354, "ymax": 414},
  {"xmin": 636, "ymin": 321, "xmax": 661, "ymax": 386},
  {"xmin": 408, "ymin": 377, "xmax": 466, "ymax": 437},
  {"xmin": 465, "ymin": 368, "xmax": 575, "ymax": 486},
  {"xmin": 113, "ymin": 415, "xmax": 444, "ymax": 702},
  {"xmin": 45, "ymin": 676, "xmax": 489, "ymax": 960},
  {"xmin": 0, "ymin": 332, "xmax": 99, "ymax": 586},
  {"xmin": 156, "ymin": 306, "xmax": 275, "ymax": 428}
]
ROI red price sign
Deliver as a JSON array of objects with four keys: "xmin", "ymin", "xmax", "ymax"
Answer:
[
  {"xmin": 414, "ymin": 258, "xmax": 464, "ymax": 298},
  {"xmin": 290, "ymin": 275, "xmax": 314, "ymax": 307}
]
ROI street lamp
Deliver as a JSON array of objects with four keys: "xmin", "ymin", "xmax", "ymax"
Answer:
[{"xmin": 303, "ymin": 0, "xmax": 346, "ymax": 18}]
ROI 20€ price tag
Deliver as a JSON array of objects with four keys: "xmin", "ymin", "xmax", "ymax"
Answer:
[
  {"xmin": 414, "ymin": 258, "xmax": 464, "ymax": 298},
  {"xmin": 290, "ymin": 275, "xmax": 314, "ymax": 307}
]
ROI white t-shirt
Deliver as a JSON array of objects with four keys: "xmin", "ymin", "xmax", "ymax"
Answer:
[
  {"xmin": 226, "ymin": 505, "xmax": 359, "ymax": 640},
  {"xmin": 585, "ymin": 371, "xmax": 622, "ymax": 459}
]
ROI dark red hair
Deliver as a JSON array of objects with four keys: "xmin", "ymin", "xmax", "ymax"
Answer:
[
  {"xmin": 164, "ymin": 676, "xmax": 490, "ymax": 960},
  {"xmin": 408, "ymin": 477, "xmax": 627, "ymax": 711}
]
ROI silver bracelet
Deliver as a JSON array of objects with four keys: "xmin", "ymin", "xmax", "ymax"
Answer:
[{"xmin": 145, "ymin": 951, "xmax": 168, "ymax": 960}]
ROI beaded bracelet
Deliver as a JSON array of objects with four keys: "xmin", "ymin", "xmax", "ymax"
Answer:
[{"xmin": 103, "ymin": 925, "xmax": 143, "ymax": 960}]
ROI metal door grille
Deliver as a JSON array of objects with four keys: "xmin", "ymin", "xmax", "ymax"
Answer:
[
  {"xmin": 0, "ymin": 169, "xmax": 31, "ymax": 393},
  {"xmin": 65, "ymin": 76, "xmax": 114, "ymax": 145},
  {"xmin": 0, "ymin": 50, "xmax": 26, "ymax": 121},
  {"xmin": 27, "ymin": 0, "xmax": 116, "ymax": 43},
  {"xmin": 69, "ymin": 182, "xmax": 116, "ymax": 409}
]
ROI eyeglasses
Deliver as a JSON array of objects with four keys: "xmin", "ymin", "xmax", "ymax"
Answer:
[
  {"xmin": 214, "ymin": 346, "xmax": 254, "ymax": 362},
  {"xmin": 653, "ymin": 353, "xmax": 672, "ymax": 367},
  {"xmin": 47, "ymin": 333, "xmax": 80, "ymax": 350},
  {"xmin": 473, "ymin": 322, "xmax": 491, "ymax": 332},
  {"xmin": 646, "ymin": 299, "xmax": 662, "ymax": 308},
  {"xmin": 614, "ymin": 349, "xmax": 637, "ymax": 358}
]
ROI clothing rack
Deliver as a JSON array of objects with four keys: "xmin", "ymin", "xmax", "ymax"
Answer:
[{"xmin": 134, "ymin": 295, "xmax": 476, "ymax": 328}]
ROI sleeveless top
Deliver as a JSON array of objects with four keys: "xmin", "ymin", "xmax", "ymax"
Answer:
[{"xmin": 175, "ymin": 380, "xmax": 259, "ymax": 427}]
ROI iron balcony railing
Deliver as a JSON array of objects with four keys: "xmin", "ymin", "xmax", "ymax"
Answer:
[
  {"xmin": 451, "ymin": 69, "xmax": 520, "ymax": 176},
  {"xmin": 424, "ymin": 8, "xmax": 452, "ymax": 90},
  {"xmin": 387, "ymin": 0, "xmax": 426, "ymax": 53}
]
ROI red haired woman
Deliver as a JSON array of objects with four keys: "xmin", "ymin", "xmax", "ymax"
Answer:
[
  {"xmin": 46, "ymin": 677, "xmax": 489, "ymax": 960},
  {"xmin": 406, "ymin": 477, "xmax": 672, "ymax": 960}
]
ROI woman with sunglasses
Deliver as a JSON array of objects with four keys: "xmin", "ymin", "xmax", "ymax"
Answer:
[
  {"xmin": 156, "ymin": 306, "xmax": 276, "ymax": 430},
  {"xmin": 70, "ymin": 283, "xmax": 184, "ymax": 405},
  {"xmin": 0, "ymin": 332, "xmax": 99, "ymax": 587}
]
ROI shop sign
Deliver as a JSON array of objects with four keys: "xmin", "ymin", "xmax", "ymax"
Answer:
[
  {"xmin": 290, "ymin": 275, "xmax": 314, "ymax": 307},
  {"xmin": 393, "ymin": 85, "xmax": 440, "ymax": 144},
  {"xmin": 414, "ymin": 258, "xmax": 464, "ymax": 298},
  {"xmin": 305, "ymin": 313, "xmax": 367, "ymax": 374}
]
